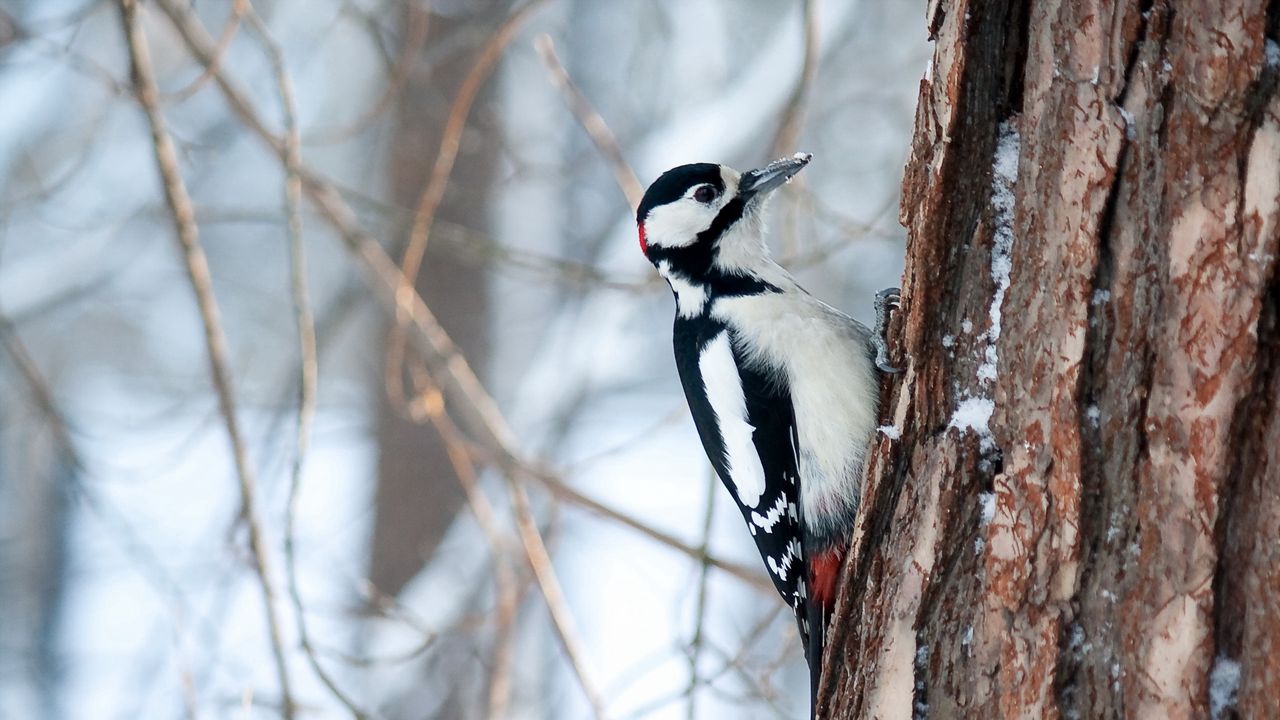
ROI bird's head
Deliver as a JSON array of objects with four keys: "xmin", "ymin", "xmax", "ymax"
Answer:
[{"xmin": 636, "ymin": 153, "xmax": 812, "ymax": 280}]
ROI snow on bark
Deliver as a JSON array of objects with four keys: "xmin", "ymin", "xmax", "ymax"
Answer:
[
  {"xmin": 1209, "ymin": 656, "xmax": 1241, "ymax": 720},
  {"xmin": 978, "ymin": 121, "xmax": 1018, "ymax": 385}
]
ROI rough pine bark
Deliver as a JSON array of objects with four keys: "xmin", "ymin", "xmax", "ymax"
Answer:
[{"xmin": 818, "ymin": 2, "xmax": 1280, "ymax": 718}]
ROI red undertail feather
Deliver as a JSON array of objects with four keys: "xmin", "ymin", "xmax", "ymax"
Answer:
[{"xmin": 809, "ymin": 545, "xmax": 845, "ymax": 610}]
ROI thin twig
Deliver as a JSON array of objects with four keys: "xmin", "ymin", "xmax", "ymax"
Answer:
[
  {"xmin": 525, "ymin": 465, "xmax": 773, "ymax": 593},
  {"xmin": 509, "ymin": 480, "xmax": 609, "ymax": 719},
  {"xmin": 0, "ymin": 314, "xmax": 79, "ymax": 466},
  {"xmin": 484, "ymin": 561, "xmax": 520, "ymax": 720},
  {"xmin": 770, "ymin": 0, "xmax": 820, "ymax": 159},
  {"xmin": 118, "ymin": 2, "xmax": 295, "ymax": 717},
  {"xmin": 410, "ymin": 375, "xmax": 603, "ymax": 718},
  {"xmin": 685, "ymin": 468, "xmax": 719, "ymax": 720},
  {"xmin": 773, "ymin": 0, "xmax": 820, "ymax": 258},
  {"xmin": 304, "ymin": 4, "xmax": 430, "ymax": 144},
  {"xmin": 534, "ymin": 34, "xmax": 644, "ymax": 212},
  {"xmin": 162, "ymin": 0, "xmax": 248, "ymax": 103},
  {"xmin": 240, "ymin": 7, "xmax": 371, "ymax": 719},
  {"xmin": 409, "ymin": 380, "xmax": 519, "ymax": 720}
]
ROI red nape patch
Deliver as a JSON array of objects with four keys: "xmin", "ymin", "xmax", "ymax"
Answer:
[
  {"xmin": 809, "ymin": 547, "xmax": 846, "ymax": 609},
  {"xmin": 638, "ymin": 224, "xmax": 648, "ymax": 256}
]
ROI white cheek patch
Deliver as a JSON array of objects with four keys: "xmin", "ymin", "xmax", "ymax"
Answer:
[
  {"xmin": 643, "ymin": 169, "xmax": 740, "ymax": 249},
  {"xmin": 699, "ymin": 332, "xmax": 765, "ymax": 508},
  {"xmin": 643, "ymin": 201, "xmax": 714, "ymax": 249}
]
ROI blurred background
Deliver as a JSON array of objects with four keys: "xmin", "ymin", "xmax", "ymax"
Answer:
[{"xmin": 0, "ymin": 1, "xmax": 926, "ymax": 718}]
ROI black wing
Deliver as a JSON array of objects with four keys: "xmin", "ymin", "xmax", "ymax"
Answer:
[{"xmin": 673, "ymin": 319, "xmax": 810, "ymax": 647}]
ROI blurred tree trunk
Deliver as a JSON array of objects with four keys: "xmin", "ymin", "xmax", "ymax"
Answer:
[
  {"xmin": 372, "ymin": 4, "xmax": 500, "ymax": 598},
  {"xmin": 819, "ymin": 2, "xmax": 1280, "ymax": 718},
  {"xmin": 0, "ymin": 328, "xmax": 71, "ymax": 720}
]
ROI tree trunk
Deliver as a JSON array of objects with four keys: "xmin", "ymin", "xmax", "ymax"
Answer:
[
  {"xmin": 371, "ymin": 4, "xmax": 501, "ymax": 600},
  {"xmin": 819, "ymin": 2, "xmax": 1280, "ymax": 718}
]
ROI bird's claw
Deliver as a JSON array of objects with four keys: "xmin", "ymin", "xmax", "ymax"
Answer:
[{"xmin": 873, "ymin": 287, "xmax": 902, "ymax": 374}]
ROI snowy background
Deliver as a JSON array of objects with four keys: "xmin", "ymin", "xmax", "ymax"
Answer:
[{"xmin": 0, "ymin": 1, "xmax": 927, "ymax": 718}]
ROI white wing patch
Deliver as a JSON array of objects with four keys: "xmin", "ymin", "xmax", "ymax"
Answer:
[
  {"xmin": 699, "ymin": 332, "xmax": 765, "ymax": 508},
  {"xmin": 752, "ymin": 494, "xmax": 789, "ymax": 533},
  {"xmin": 767, "ymin": 538, "xmax": 803, "ymax": 582}
]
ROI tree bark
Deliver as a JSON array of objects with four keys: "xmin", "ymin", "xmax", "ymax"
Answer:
[{"xmin": 819, "ymin": 2, "xmax": 1280, "ymax": 718}]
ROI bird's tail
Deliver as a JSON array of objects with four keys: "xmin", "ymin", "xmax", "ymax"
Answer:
[{"xmin": 804, "ymin": 542, "xmax": 847, "ymax": 718}]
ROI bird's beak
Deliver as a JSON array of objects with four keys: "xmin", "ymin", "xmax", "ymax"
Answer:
[{"xmin": 739, "ymin": 152, "xmax": 812, "ymax": 202}]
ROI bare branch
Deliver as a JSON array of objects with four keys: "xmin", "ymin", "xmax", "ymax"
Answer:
[
  {"xmin": 162, "ymin": 0, "xmax": 248, "ymax": 103},
  {"xmin": 0, "ymin": 313, "xmax": 80, "ymax": 467},
  {"xmin": 526, "ymin": 465, "xmax": 774, "ymax": 594},
  {"xmin": 410, "ymin": 381, "xmax": 521, "ymax": 720},
  {"xmin": 236, "ymin": 7, "xmax": 372, "ymax": 719},
  {"xmin": 534, "ymin": 34, "xmax": 644, "ymax": 212},
  {"xmin": 117, "ymin": 1, "xmax": 295, "ymax": 716},
  {"xmin": 684, "ymin": 469, "xmax": 719, "ymax": 720},
  {"xmin": 304, "ymin": 5, "xmax": 430, "ymax": 144},
  {"xmin": 769, "ymin": 0, "xmax": 820, "ymax": 158},
  {"xmin": 509, "ymin": 479, "xmax": 609, "ymax": 719}
]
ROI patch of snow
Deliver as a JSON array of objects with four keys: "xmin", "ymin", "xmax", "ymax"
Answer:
[
  {"xmin": 961, "ymin": 318, "xmax": 973, "ymax": 334},
  {"xmin": 978, "ymin": 491, "xmax": 996, "ymax": 524},
  {"xmin": 950, "ymin": 397, "xmax": 995, "ymax": 451},
  {"xmin": 1117, "ymin": 107, "xmax": 1136, "ymax": 140},
  {"xmin": 1086, "ymin": 404, "xmax": 1101, "ymax": 427},
  {"xmin": 961, "ymin": 626, "xmax": 973, "ymax": 646},
  {"xmin": 942, "ymin": 334, "xmax": 954, "ymax": 348},
  {"xmin": 1209, "ymin": 656, "xmax": 1241, "ymax": 720},
  {"xmin": 878, "ymin": 425, "xmax": 902, "ymax": 440},
  {"xmin": 1092, "ymin": 289, "xmax": 1111, "ymax": 305},
  {"xmin": 1267, "ymin": 39, "xmax": 1280, "ymax": 68},
  {"xmin": 984, "ymin": 121, "xmax": 1019, "ymax": 387},
  {"xmin": 976, "ymin": 354, "xmax": 998, "ymax": 383},
  {"xmin": 950, "ymin": 397, "xmax": 994, "ymax": 434}
]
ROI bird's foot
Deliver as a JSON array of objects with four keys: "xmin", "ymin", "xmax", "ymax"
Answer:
[{"xmin": 873, "ymin": 287, "xmax": 902, "ymax": 374}]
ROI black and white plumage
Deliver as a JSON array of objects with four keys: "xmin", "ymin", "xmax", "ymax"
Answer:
[{"xmin": 637, "ymin": 154, "xmax": 896, "ymax": 709}]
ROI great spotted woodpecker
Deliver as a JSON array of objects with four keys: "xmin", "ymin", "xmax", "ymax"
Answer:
[{"xmin": 637, "ymin": 153, "xmax": 898, "ymax": 708}]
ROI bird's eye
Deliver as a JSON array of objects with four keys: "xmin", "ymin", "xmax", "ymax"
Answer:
[{"xmin": 693, "ymin": 185, "xmax": 717, "ymax": 203}]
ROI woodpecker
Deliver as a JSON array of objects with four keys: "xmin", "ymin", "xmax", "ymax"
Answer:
[{"xmin": 637, "ymin": 153, "xmax": 899, "ymax": 709}]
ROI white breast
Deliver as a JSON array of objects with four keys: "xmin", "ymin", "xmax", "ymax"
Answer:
[
  {"xmin": 711, "ymin": 291, "xmax": 878, "ymax": 528},
  {"xmin": 699, "ymin": 331, "xmax": 766, "ymax": 508}
]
